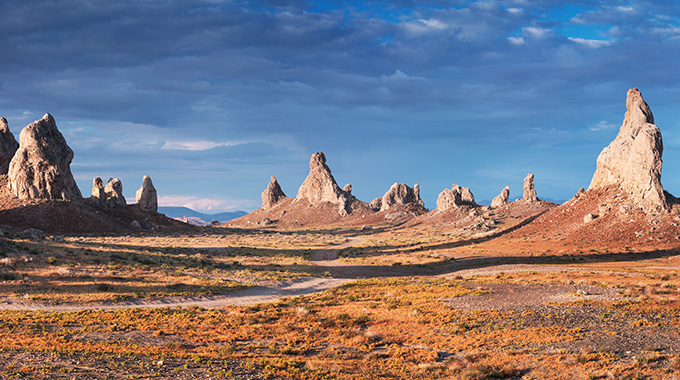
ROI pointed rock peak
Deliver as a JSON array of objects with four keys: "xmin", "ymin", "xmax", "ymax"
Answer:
[
  {"xmin": 626, "ymin": 88, "xmax": 654, "ymax": 126},
  {"xmin": 136, "ymin": 175, "xmax": 158, "ymax": 212},
  {"xmin": 343, "ymin": 184, "xmax": 352, "ymax": 194},
  {"xmin": 296, "ymin": 152, "xmax": 351, "ymax": 216},
  {"xmin": 7, "ymin": 113, "xmax": 81, "ymax": 200},
  {"xmin": 523, "ymin": 173, "xmax": 538, "ymax": 202},
  {"xmin": 262, "ymin": 175, "xmax": 287, "ymax": 210},
  {"xmin": 310, "ymin": 152, "xmax": 327, "ymax": 168},
  {"xmin": 0, "ymin": 117, "xmax": 19, "ymax": 175},
  {"xmin": 589, "ymin": 88, "xmax": 665, "ymax": 211}
]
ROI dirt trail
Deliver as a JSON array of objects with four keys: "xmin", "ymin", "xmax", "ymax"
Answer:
[{"xmin": 0, "ymin": 237, "xmax": 623, "ymax": 311}]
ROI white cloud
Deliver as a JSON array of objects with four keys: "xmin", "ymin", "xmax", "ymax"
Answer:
[
  {"xmin": 508, "ymin": 36, "xmax": 525, "ymax": 45},
  {"xmin": 590, "ymin": 120, "xmax": 617, "ymax": 131},
  {"xmin": 161, "ymin": 140, "xmax": 240, "ymax": 151},
  {"xmin": 568, "ymin": 37, "xmax": 612, "ymax": 48},
  {"xmin": 523, "ymin": 26, "xmax": 551, "ymax": 38},
  {"xmin": 158, "ymin": 195, "xmax": 252, "ymax": 212}
]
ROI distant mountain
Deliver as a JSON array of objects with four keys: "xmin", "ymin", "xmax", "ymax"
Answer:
[
  {"xmin": 158, "ymin": 206, "xmax": 247, "ymax": 226},
  {"xmin": 477, "ymin": 197, "xmax": 567, "ymax": 206}
]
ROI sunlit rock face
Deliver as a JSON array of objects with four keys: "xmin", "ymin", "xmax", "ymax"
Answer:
[
  {"xmin": 8, "ymin": 113, "xmax": 82, "ymax": 201},
  {"xmin": 588, "ymin": 88, "xmax": 666, "ymax": 211}
]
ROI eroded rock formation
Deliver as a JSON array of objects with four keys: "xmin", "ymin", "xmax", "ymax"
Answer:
[
  {"xmin": 588, "ymin": 88, "xmax": 666, "ymax": 210},
  {"xmin": 261, "ymin": 176, "xmax": 286, "ymax": 210},
  {"xmin": 136, "ymin": 175, "xmax": 158, "ymax": 212},
  {"xmin": 436, "ymin": 184, "xmax": 476, "ymax": 211},
  {"xmin": 343, "ymin": 184, "xmax": 352, "ymax": 194},
  {"xmin": 91, "ymin": 177, "xmax": 105, "ymax": 203},
  {"xmin": 0, "ymin": 117, "xmax": 18, "ymax": 175},
  {"xmin": 373, "ymin": 182, "xmax": 424, "ymax": 212},
  {"xmin": 296, "ymin": 152, "xmax": 351, "ymax": 216},
  {"xmin": 523, "ymin": 173, "xmax": 538, "ymax": 202},
  {"xmin": 7, "ymin": 113, "xmax": 82, "ymax": 200},
  {"xmin": 104, "ymin": 178, "xmax": 126, "ymax": 207},
  {"xmin": 491, "ymin": 186, "xmax": 510, "ymax": 208}
]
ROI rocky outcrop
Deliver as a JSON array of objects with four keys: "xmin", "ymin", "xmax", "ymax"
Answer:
[
  {"xmin": 7, "ymin": 113, "xmax": 82, "ymax": 201},
  {"xmin": 523, "ymin": 173, "xmax": 538, "ymax": 202},
  {"xmin": 91, "ymin": 177, "xmax": 105, "ymax": 203},
  {"xmin": 103, "ymin": 178, "xmax": 126, "ymax": 207},
  {"xmin": 490, "ymin": 186, "xmax": 510, "ymax": 208},
  {"xmin": 343, "ymin": 184, "xmax": 352, "ymax": 194},
  {"xmin": 588, "ymin": 88, "xmax": 666, "ymax": 210},
  {"xmin": 136, "ymin": 175, "xmax": 158, "ymax": 212},
  {"xmin": 296, "ymin": 152, "xmax": 351, "ymax": 216},
  {"xmin": 0, "ymin": 117, "xmax": 18, "ymax": 175},
  {"xmin": 436, "ymin": 184, "xmax": 476, "ymax": 211},
  {"xmin": 373, "ymin": 182, "xmax": 424, "ymax": 212},
  {"xmin": 261, "ymin": 176, "xmax": 287, "ymax": 210}
]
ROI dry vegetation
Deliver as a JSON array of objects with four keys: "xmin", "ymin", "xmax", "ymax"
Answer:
[{"xmin": 2, "ymin": 215, "xmax": 680, "ymax": 378}]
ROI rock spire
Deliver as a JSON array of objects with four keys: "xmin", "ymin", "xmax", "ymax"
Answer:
[
  {"xmin": 0, "ymin": 117, "xmax": 19, "ymax": 175},
  {"xmin": 296, "ymin": 152, "xmax": 351, "ymax": 216},
  {"xmin": 491, "ymin": 186, "xmax": 510, "ymax": 208},
  {"xmin": 261, "ymin": 176, "xmax": 287, "ymax": 210},
  {"xmin": 523, "ymin": 173, "xmax": 538, "ymax": 202},
  {"xmin": 7, "ymin": 113, "xmax": 82, "ymax": 200},
  {"xmin": 588, "ymin": 88, "xmax": 666, "ymax": 210},
  {"xmin": 104, "ymin": 178, "xmax": 126, "ymax": 207},
  {"xmin": 136, "ymin": 175, "xmax": 158, "ymax": 212}
]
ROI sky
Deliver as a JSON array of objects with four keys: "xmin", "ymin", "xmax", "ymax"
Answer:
[{"xmin": 1, "ymin": 0, "xmax": 680, "ymax": 212}]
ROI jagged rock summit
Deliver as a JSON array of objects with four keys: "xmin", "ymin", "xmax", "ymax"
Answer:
[
  {"xmin": 372, "ymin": 182, "xmax": 424, "ymax": 212},
  {"xmin": 0, "ymin": 117, "xmax": 19, "ymax": 175},
  {"xmin": 436, "ymin": 184, "xmax": 476, "ymax": 211},
  {"xmin": 296, "ymin": 152, "xmax": 352, "ymax": 216},
  {"xmin": 523, "ymin": 173, "xmax": 538, "ymax": 202},
  {"xmin": 261, "ymin": 176, "xmax": 287, "ymax": 210},
  {"xmin": 136, "ymin": 175, "xmax": 158, "ymax": 212},
  {"xmin": 7, "ymin": 113, "xmax": 82, "ymax": 201},
  {"xmin": 491, "ymin": 186, "xmax": 510, "ymax": 208},
  {"xmin": 588, "ymin": 88, "xmax": 666, "ymax": 210}
]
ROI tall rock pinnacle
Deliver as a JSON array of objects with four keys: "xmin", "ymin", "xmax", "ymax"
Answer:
[
  {"xmin": 296, "ymin": 152, "xmax": 351, "ymax": 216},
  {"xmin": 588, "ymin": 88, "xmax": 666, "ymax": 210},
  {"xmin": 7, "ymin": 113, "xmax": 82, "ymax": 201},
  {"xmin": 0, "ymin": 117, "xmax": 19, "ymax": 175}
]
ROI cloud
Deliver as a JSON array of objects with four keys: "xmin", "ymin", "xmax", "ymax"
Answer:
[
  {"xmin": 3, "ymin": 1, "xmax": 680, "ymax": 209},
  {"xmin": 158, "ymin": 195, "xmax": 253, "ymax": 212},
  {"xmin": 590, "ymin": 120, "xmax": 617, "ymax": 131},
  {"xmin": 568, "ymin": 37, "xmax": 611, "ymax": 48}
]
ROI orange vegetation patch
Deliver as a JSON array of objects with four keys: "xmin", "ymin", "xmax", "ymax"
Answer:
[{"xmin": 1, "ymin": 277, "xmax": 679, "ymax": 379}]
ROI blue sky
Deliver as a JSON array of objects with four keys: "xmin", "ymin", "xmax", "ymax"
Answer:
[{"xmin": 1, "ymin": 0, "xmax": 680, "ymax": 212}]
